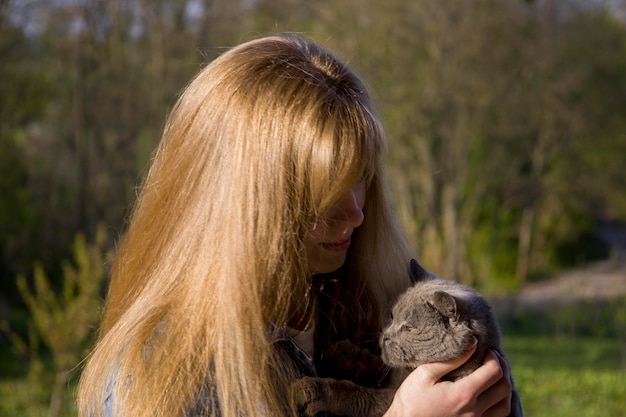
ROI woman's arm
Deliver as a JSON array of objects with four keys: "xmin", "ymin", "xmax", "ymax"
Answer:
[{"xmin": 384, "ymin": 346, "xmax": 513, "ymax": 417}]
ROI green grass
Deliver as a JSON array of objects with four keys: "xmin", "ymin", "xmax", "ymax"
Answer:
[
  {"xmin": 503, "ymin": 336, "xmax": 626, "ymax": 417},
  {"xmin": 494, "ymin": 298, "xmax": 626, "ymax": 416},
  {"xmin": 513, "ymin": 367, "xmax": 625, "ymax": 417}
]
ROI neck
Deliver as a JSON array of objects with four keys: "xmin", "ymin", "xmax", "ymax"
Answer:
[{"xmin": 286, "ymin": 288, "xmax": 317, "ymax": 331}]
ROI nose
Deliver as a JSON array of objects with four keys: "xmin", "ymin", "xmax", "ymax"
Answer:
[{"xmin": 336, "ymin": 185, "xmax": 365, "ymax": 229}]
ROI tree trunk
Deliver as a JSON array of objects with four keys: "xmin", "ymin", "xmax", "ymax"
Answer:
[
  {"xmin": 442, "ymin": 182, "xmax": 459, "ymax": 281},
  {"xmin": 516, "ymin": 206, "xmax": 535, "ymax": 285}
]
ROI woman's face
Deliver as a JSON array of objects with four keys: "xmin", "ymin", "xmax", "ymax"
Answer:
[{"xmin": 304, "ymin": 181, "xmax": 366, "ymax": 275}]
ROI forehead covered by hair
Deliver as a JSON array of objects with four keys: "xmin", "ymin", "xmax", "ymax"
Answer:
[
  {"xmin": 174, "ymin": 35, "xmax": 385, "ymax": 219},
  {"xmin": 229, "ymin": 36, "xmax": 384, "ymax": 207}
]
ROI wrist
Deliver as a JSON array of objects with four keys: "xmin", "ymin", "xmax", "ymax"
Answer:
[{"xmin": 382, "ymin": 398, "xmax": 402, "ymax": 417}]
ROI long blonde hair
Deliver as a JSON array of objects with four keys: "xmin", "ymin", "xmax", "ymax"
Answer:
[{"xmin": 78, "ymin": 34, "xmax": 413, "ymax": 417}]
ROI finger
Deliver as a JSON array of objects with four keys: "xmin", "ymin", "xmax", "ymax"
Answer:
[
  {"xmin": 455, "ymin": 350, "xmax": 503, "ymax": 396},
  {"xmin": 494, "ymin": 350, "xmax": 512, "ymax": 381},
  {"xmin": 477, "ymin": 371, "xmax": 512, "ymax": 409},
  {"xmin": 477, "ymin": 352, "xmax": 513, "ymax": 416},
  {"xmin": 482, "ymin": 394, "xmax": 512, "ymax": 417},
  {"xmin": 416, "ymin": 336, "xmax": 478, "ymax": 383}
]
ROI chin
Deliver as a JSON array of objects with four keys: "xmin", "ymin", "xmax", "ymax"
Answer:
[{"xmin": 309, "ymin": 255, "xmax": 347, "ymax": 275}]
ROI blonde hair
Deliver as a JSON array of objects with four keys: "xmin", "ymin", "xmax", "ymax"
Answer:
[{"xmin": 78, "ymin": 34, "xmax": 413, "ymax": 417}]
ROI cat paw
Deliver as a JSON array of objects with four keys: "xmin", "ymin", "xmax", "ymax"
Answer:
[
  {"xmin": 289, "ymin": 377, "xmax": 328, "ymax": 417},
  {"xmin": 326, "ymin": 339, "xmax": 363, "ymax": 359},
  {"xmin": 325, "ymin": 340, "xmax": 386, "ymax": 384},
  {"xmin": 326, "ymin": 339, "xmax": 373, "ymax": 371}
]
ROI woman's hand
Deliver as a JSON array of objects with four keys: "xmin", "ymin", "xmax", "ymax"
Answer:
[{"xmin": 383, "ymin": 342, "xmax": 513, "ymax": 417}]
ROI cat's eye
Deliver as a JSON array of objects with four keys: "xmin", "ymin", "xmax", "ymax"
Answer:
[{"xmin": 401, "ymin": 325, "xmax": 413, "ymax": 332}]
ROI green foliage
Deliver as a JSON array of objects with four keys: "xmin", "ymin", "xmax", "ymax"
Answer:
[
  {"xmin": 0, "ymin": 130, "xmax": 41, "ymax": 284},
  {"xmin": 469, "ymin": 209, "xmax": 520, "ymax": 294},
  {"xmin": 503, "ymin": 335, "xmax": 622, "ymax": 372},
  {"xmin": 0, "ymin": 3, "xmax": 50, "ymax": 294},
  {"xmin": 498, "ymin": 297, "xmax": 626, "ymax": 340},
  {"xmin": 16, "ymin": 228, "xmax": 107, "ymax": 369},
  {"xmin": 2, "ymin": 227, "xmax": 109, "ymax": 417}
]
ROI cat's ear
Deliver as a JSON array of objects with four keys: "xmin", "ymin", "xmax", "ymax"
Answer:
[
  {"xmin": 409, "ymin": 259, "xmax": 432, "ymax": 284},
  {"xmin": 428, "ymin": 291, "xmax": 459, "ymax": 321}
]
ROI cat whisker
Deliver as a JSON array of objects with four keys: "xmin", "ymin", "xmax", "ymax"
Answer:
[{"xmin": 377, "ymin": 363, "xmax": 391, "ymax": 379}]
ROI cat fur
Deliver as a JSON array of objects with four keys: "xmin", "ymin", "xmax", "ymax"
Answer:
[{"xmin": 290, "ymin": 259, "xmax": 522, "ymax": 417}]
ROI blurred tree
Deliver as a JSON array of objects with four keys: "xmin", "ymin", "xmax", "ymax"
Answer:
[
  {"xmin": 318, "ymin": 0, "xmax": 532, "ymax": 286},
  {"xmin": 0, "ymin": 0, "xmax": 48, "ymax": 291},
  {"xmin": 306, "ymin": 0, "xmax": 626, "ymax": 290},
  {"xmin": 2, "ymin": 0, "xmax": 626, "ymax": 302},
  {"xmin": 558, "ymin": 8, "xmax": 626, "ymax": 218}
]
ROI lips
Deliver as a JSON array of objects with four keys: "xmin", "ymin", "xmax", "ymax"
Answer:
[{"xmin": 321, "ymin": 237, "xmax": 351, "ymax": 252}]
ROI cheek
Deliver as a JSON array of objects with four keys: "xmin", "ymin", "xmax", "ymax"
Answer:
[
  {"xmin": 303, "ymin": 229, "xmax": 323, "ymax": 270},
  {"xmin": 303, "ymin": 226, "xmax": 349, "ymax": 275},
  {"xmin": 304, "ymin": 219, "xmax": 329, "ymax": 246},
  {"xmin": 354, "ymin": 182, "xmax": 367, "ymax": 208}
]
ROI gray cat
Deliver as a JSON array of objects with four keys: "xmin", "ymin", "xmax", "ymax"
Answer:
[{"xmin": 290, "ymin": 259, "xmax": 522, "ymax": 417}]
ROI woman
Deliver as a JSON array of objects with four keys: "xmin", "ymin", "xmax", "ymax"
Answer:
[{"xmin": 78, "ymin": 34, "xmax": 513, "ymax": 417}]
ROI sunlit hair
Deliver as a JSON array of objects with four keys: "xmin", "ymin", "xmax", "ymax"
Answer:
[{"xmin": 78, "ymin": 34, "xmax": 413, "ymax": 417}]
